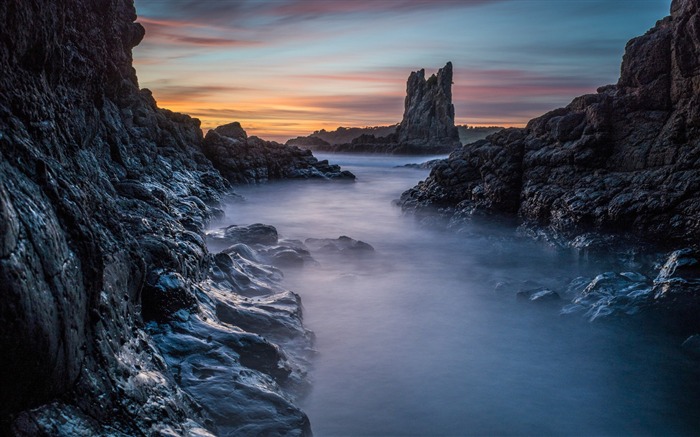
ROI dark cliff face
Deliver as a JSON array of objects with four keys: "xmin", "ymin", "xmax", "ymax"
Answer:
[
  {"xmin": 0, "ymin": 1, "xmax": 311, "ymax": 435},
  {"xmin": 0, "ymin": 0, "xmax": 223, "ymax": 431},
  {"xmin": 401, "ymin": 0, "xmax": 700, "ymax": 246},
  {"xmin": 397, "ymin": 62, "xmax": 461, "ymax": 149}
]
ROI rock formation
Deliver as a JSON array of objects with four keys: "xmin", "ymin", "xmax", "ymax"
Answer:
[
  {"xmin": 291, "ymin": 63, "xmax": 463, "ymax": 154},
  {"xmin": 204, "ymin": 122, "xmax": 355, "ymax": 183},
  {"xmin": 0, "ymin": 1, "xmax": 344, "ymax": 435},
  {"xmin": 396, "ymin": 61, "xmax": 461, "ymax": 149},
  {"xmin": 401, "ymin": 0, "xmax": 700, "ymax": 247}
]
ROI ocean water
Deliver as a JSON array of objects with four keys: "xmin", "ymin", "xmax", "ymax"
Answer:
[{"xmin": 213, "ymin": 154, "xmax": 700, "ymax": 437}]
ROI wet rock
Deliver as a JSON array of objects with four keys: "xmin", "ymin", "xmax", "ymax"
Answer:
[
  {"xmin": 654, "ymin": 249, "xmax": 700, "ymax": 287},
  {"xmin": 148, "ymin": 241, "xmax": 314, "ymax": 437},
  {"xmin": 141, "ymin": 270, "xmax": 198, "ymax": 323},
  {"xmin": 651, "ymin": 249, "xmax": 700, "ymax": 329},
  {"xmin": 682, "ymin": 334, "xmax": 700, "ymax": 357},
  {"xmin": 561, "ymin": 272, "xmax": 653, "ymax": 321},
  {"xmin": 223, "ymin": 223, "xmax": 279, "ymax": 245},
  {"xmin": 517, "ymin": 288, "xmax": 561, "ymax": 303},
  {"xmin": 305, "ymin": 235, "xmax": 375, "ymax": 255}
]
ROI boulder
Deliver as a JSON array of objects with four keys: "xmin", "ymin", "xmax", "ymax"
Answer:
[{"xmin": 223, "ymin": 223, "xmax": 279, "ymax": 246}]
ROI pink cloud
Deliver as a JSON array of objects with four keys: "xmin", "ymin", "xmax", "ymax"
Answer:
[{"xmin": 138, "ymin": 17, "xmax": 259, "ymax": 48}]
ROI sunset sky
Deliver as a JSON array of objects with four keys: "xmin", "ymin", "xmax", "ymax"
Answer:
[{"xmin": 133, "ymin": 0, "xmax": 670, "ymax": 143}]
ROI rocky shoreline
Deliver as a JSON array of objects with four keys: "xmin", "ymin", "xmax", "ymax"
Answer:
[
  {"xmin": 400, "ymin": 0, "xmax": 700, "ymax": 334},
  {"xmin": 0, "ymin": 1, "xmax": 348, "ymax": 434}
]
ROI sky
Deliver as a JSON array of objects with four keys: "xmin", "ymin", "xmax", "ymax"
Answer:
[{"xmin": 133, "ymin": 0, "xmax": 671, "ymax": 143}]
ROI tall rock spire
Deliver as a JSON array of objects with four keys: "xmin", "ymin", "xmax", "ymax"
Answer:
[{"xmin": 397, "ymin": 62, "xmax": 461, "ymax": 149}]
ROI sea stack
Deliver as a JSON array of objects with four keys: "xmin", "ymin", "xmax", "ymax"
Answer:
[
  {"xmin": 397, "ymin": 61, "xmax": 461, "ymax": 151},
  {"xmin": 287, "ymin": 62, "xmax": 463, "ymax": 154}
]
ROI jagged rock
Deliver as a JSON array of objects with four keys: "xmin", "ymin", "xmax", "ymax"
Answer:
[
  {"xmin": 397, "ymin": 61, "xmax": 461, "ymax": 150},
  {"xmin": 0, "ymin": 1, "xmax": 312, "ymax": 435},
  {"xmin": 203, "ymin": 122, "xmax": 355, "ymax": 183},
  {"xmin": 400, "ymin": 1, "xmax": 700, "ymax": 246},
  {"xmin": 560, "ymin": 272, "xmax": 653, "ymax": 321}
]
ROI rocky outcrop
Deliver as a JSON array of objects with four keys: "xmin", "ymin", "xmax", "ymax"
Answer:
[
  {"xmin": 203, "ymin": 122, "xmax": 355, "ymax": 183},
  {"xmin": 293, "ymin": 63, "xmax": 462, "ymax": 155},
  {"xmin": 396, "ymin": 61, "xmax": 461, "ymax": 150},
  {"xmin": 0, "ymin": 1, "xmax": 317, "ymax": 435},
  {"xmin": 401, "ymin": 0, "xmax": 700, "ymax": 247}
]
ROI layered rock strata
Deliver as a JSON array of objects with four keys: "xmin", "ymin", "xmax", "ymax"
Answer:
[{"xmin": 401, "ymin": 0, "xmax": 700, "ymax": 247}]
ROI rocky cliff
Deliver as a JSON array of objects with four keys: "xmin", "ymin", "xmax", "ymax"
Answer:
[
  {"xmin": 296, "ymin": 63, "xmax": 462, "ymax": 154},
  {"xmin": 401, "ymin": 0, "xmax": 700, "ymax": 247},
  {"xmin": 0, "ymin": 1, "xmax": 328, "ymax": 435}
]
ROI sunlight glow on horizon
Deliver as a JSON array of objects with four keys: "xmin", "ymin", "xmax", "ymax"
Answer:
[{"xmin": 133, "ymin": 0, "xmax": 670, "ymax": 143}]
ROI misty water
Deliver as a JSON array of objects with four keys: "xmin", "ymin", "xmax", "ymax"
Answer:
[{"xmin": 215, "ymin": 154, "xmax": 700, "ymax": 437}]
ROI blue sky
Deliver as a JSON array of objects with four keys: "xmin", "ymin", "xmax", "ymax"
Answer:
[{"xmin": 133, "ymin": 0, "xmax": 671, "ymax": 142}]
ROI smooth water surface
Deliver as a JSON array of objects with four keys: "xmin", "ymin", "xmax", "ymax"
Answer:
[{"xmin": 213, "ymin": 154, "xmax": 700, "ymax": 437}]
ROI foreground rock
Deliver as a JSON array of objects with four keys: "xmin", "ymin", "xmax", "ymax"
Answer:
[
  {"xmin": 0, "ymin": 1, "xmax": 311, "ymax": 435},
  {"xmin": 203, "ymin": 122, "xmax": 355, "ymax": 183},
  {"xmin": 148, "ymin": 243, "xmax": 313, "ymax": 437},
  {"xmin": 293, "ymin": 63, "xmax": 462, "ymax": 155},
  {"xmin": 400, "ymin": 0, "xmax": 700, "ymax": 247}
]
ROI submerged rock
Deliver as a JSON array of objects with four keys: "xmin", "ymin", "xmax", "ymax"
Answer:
[
  {"xmin": 561, "ymin": 272, "xmax": 653, "ymax": 321},
  {"xmin": 305, "ymin": 236, "xmax": 375, "ymax": 255},
  {"xmin": 517, "ymin": 288, "xmax": 561, "ymax": 303}
]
